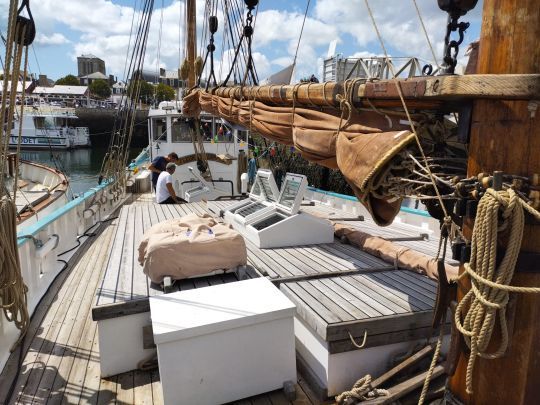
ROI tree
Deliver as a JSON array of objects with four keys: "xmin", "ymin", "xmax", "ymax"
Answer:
[
  {"xmin": 55, "ymin": 74, "xmax": 81, "ymax": 86},
  {"xmin": 126, "ymin": 80, "xmax": 154, "ymax": 103},
  {"xmin": 155, "ymin": 83, "xmax": 175, "ymax": 102},
  {"xmin": 89, "ymin": 79, "xmax": 111, "ymax": 99}
]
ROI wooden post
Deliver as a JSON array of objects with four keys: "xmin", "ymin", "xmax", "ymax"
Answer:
[
  {"xmin": 186, "ymin": 0, "xmax": 197, "ymax": 88},
  {"xmin": 449, "ymin": 1, "xmax": 540, "ymax": 403}
]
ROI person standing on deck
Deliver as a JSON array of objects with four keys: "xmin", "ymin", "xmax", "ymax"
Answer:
[
  {"xmin": 155, "ymin": 163, "xmax": 185, "ymax": 204},
  {"xmin": 148, "ymin": 152, "xmax": 179, "ymax": 190}
]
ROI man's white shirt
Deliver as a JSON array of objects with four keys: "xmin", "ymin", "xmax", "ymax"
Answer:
[{"xmin": 156, "ymin": 171, "xmax": 173, "ymax": 203}]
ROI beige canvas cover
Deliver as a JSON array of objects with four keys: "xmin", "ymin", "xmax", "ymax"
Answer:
[
  {"xmin": 333, "ymin": 223, "xmax": 459, "ymax": 281},
  {"xmin": 138, "ymin": 213, "xmax": 247, "ymax": 283}
]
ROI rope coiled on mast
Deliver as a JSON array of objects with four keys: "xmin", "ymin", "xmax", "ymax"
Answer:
[{"xmin": 455, "ymin": 188, "xmax": 540, "ymax": 394}]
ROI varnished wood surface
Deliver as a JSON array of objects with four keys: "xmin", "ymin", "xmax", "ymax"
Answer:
[
  {"xmin": 0, "ymin": 213, "xmax": 311, "ymax": 405},
  {"xmin": 450, "ymin": 0, "xmax": 540, "ymax": 403}
]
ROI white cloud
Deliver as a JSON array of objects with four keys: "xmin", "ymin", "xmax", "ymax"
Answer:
[
  {"xmin": 0, "ymin": 0, "xmax": 483, "ymax": 82},
  {"xmin": 35, "ymin": 32, "xmax": 71, "ymax": 46},
  {"xmin": 314, "ymin": 0, "xmax": 482, "ymax": 66}
]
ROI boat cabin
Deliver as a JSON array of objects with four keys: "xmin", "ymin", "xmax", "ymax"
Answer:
[{"xmin": 147, "ymin": 100, "xmax": 249, "ymax": 201}]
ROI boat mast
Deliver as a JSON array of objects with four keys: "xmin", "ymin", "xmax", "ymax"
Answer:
[
  {"xmin": 186, "ymin": 0, "xmax": 197, "ymax": 88},
  {"xmin": 449, "ymin": 0, "xmax": 540, "ymax": 403}
]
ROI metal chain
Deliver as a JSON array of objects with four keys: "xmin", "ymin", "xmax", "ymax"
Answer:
[{"xmin": 441, "ymin": 15, "xmax": 470, "ymax": 74}]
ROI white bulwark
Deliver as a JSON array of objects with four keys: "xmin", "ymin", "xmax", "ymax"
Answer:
[{"xmin": 150, "ymin": 277, "xmax": 297, "ymax": 405}]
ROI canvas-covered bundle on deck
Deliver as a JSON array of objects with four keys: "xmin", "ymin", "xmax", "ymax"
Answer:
[
  {"xmin": 138, "ymin": 213, "xmax": 247, "ymax": 283},
  {"xmin": 183, "ymin": 89, "xmax": 415, "ymax": 225}
]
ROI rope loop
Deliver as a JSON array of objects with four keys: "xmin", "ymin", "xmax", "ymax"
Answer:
[
  {"xmin": 454, "ymin": 187, "xmax": 540, "ymax": 394},
  {"xmin": 335, "ymin": 374, "xmax": 388, "ymax": 404}
]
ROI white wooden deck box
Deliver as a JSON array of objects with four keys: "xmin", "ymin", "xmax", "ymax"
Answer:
[{"xmin": 150, "ymin": 277, "xmax": 297, "ymax": 405}]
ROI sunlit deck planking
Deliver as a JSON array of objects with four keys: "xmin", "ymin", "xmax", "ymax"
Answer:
[{"xmin": 0, "ymin": 201, "xmax": 311, "ymax": 405}]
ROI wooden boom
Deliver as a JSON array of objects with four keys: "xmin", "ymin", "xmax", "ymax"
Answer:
[{"xmin": 202, "ymin": 73, "xmax": 540, "ymax": 111}]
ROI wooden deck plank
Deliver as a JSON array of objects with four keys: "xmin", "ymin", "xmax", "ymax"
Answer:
[
  {"xmin": 306, "ymin": 279, "xmax": 369, "ymax": 320},
  {"xmin": 327, "ymin": 277, "xmax": 387, "ymax": 318},
  {"xmin": 78, "ymin": 321, "xmax": 102, "ymax": 404},
  {"xmin": 133, "ymin": 370, "xmax": 154, "ymax": 405},
  {"xmin": 16, "ymin": 225, "xmax": 112, "ymax": 404},
  {"xmin": 43, "ymin": 227, "xmax": 115, "ymax": 404},
  {"xmin": 152, "ymin": 202, "xmax": 167, "ymax": 223},
  {"xmin": 96, "ymin": 206, "xmax": 129, "ymax": 306},
  {"xmin": 345, "ymin": 273, "xmax": 424, "ymax": 313},
  {"xmin": 368, "ymin": 272, "xmax": 435, "ymax": 308},
  {"xmin": 297, "ymin": 281, "xmax": 355, "ymax": 322},
  {"xmin": 279, "ymin": 284, "xmax": 331, "ymax": 339},
  {"xmin": 132, "ymin": 205, "xmax": 150, "ymax": 299},
  {"xmin": 117, "ymin": 205, "xmax": 136, "ymax": 304},
  {"xmin": 317, "ymin": 278, "xmax": 375, "ymax": 318},
  {"xmin": 96, "ymin": 376, "xmax": 117, "ymax": 405},
  {"xmin": 269, "ymin": 248, "xmax": 318, "ymax": 275},
  {"xmin": 0, "ymin": 225, "xmax": 103, "ymax": 401},
  {"xmin": 115, "ymin": 371, "xmax": 135, "ymax": 404},
  {"xmin": 150, "ymin": 370, "xmax": 163, "ymax": 404},
  {"xmin": 285, "ymin": 283, "xmax": 342, "ymax": 324},
  {"xmin": 245, "ymin": 241, "xmax": 295, "ymax": 277}
]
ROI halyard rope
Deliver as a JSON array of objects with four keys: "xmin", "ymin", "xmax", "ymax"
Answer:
[
  {"xmin": 0, "ymin": 0, "xmax": 31, "ymax": 341},
  {"xmin": 454, "ymin": 188, "xmax": 540, "ymax": 394}
]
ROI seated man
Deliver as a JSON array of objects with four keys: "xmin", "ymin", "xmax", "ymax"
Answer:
[
  {"xmin": 155, "ymin": 162, "xmax": 184, "ymax": 204},
  {"xmin": 149, "ymin": 152, "xmax": 179, "ymax": 190}
]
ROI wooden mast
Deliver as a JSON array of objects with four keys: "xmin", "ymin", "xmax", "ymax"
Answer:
[
  {"xmin": 449, "ymin": 0, "xmax": 540, "ymax": 403},
  {"xmin": 186, "ymin": 0, "xmax": 197, "ymax": 88}
]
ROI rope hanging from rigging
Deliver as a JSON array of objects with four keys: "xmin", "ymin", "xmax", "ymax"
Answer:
[{"xmin": 0, "ymin": 0, "xmax": 36, "ymax": 342}]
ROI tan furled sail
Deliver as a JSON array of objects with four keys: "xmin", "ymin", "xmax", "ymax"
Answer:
[
  {"xmin": 183, "ymin": 89, "xmax": 414, "ymax": 225},
  {"xmin": 337, "ymin": 129, "xmax": 416, "ymax": 226}
]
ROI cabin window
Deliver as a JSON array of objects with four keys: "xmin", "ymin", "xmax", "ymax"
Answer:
[
  {"xmin": 171, "ymin": 119, "xmax": 192, "ymax": 142},
  {"xmin": 34, "ymin": 116, "xmax": 55, "ymax": 129},
  {"xmin": 152, "ymin": 118, "xmax": 166, "ymax": 142}
]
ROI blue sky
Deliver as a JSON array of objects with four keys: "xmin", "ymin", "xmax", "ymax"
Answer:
[{"xmin": 0, "ymin": 0, "xmax": 483, "ymax": 82}]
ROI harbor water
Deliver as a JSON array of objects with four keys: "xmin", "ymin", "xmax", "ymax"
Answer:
[{"xmin": 20, "ymin": 148, "xmax": 142, "ymax": 196}]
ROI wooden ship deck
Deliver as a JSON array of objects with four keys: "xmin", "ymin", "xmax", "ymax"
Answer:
[{"xmin": 0, "ymin": 193, "xmax": 447, "ymax": 404}]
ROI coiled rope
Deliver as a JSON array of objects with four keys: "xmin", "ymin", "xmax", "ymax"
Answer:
[
  {"xmin": 335, "ymin": 374, "xmax": 389, "ymax": 404},
  {"xmin": 0, "ymin": 198, "xmax": 29, "ymax": 334},
  {"xmin": 0, "ymin": 0, "xmax": 33, "ymax": 342},
  {"xmin": 454, "ymin": 188, "xmax": 540, "ymax": 394}
]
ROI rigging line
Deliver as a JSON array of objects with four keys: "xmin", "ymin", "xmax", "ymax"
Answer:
[
  {"xmin": 217, "ymin": 0, "xmax": 228, "ymax": 81},
  {"xmin": 103, "ymin": 0, "xmax": 145, "ymax": 171},
  {"xmin": 120, "ymin": 0, "xmax": 155, "ymax": 169},
  {"xmin": 229, "ymin": 0, "xmax": 259, "ymax": 85},
  {"xmin": 121, "ymin": 0, "xmax": 140, "ymax": 86},
  {"xmin": 411, "ymin": 0, "xmax": 440, "ymax": 69},
  {"xmin": 30, "ymin": 44, "xmax": 40, "ymax": 74},
  {"xmin": 291, "ymin": 0, "xmax": 311, "ymax": 83},
  {"xmin": 155, "ymin": 0, "xmax": 165, "ymax": 98},
  {"xmin": 362, "ymin": 0, "xmax": 450, "ymax": 220}
]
